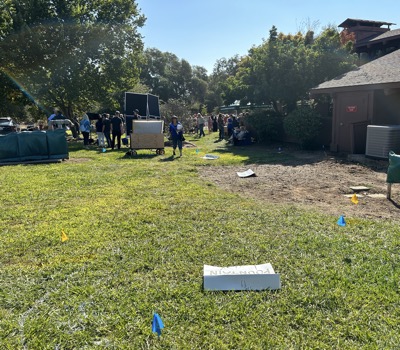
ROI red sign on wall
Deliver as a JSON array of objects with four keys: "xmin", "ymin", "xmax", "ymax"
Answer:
[{"xmin": 346, "ymin": 106, "xmax": 358, "ymax": 112}]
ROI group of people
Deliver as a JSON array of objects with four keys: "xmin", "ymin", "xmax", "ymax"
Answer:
[
  {"xmin": 190, "ymin": 113, "xmax": 245, "ymax": 140},
  {"xmin": 79, "ymin": 109, "xmax": 141, "ymax": 149},
  {"xmin": 76, "ymin": 109, "xmax": 187, "ymax": 157},
  {"xmin": 48, "ymin": 108, "xmax": 249, "ymax": 155}
]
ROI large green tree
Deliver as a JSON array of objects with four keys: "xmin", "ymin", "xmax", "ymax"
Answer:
[
  {"xmin": 206, "ymin": 55, "xmax": 240, "ymax": 111},
  {"xmin": 140, "ymin": 48, "xmax": 209, "ymax": 113},
  {"xmin": 221, "ymin": 26, "xmax": 357, "ymax": 114},
  {"xmin": 140, "ymin": 48, "xmax": 192, "ymax": 102},
  {"xmin": 0, "ymin": 0, "xmax": 145, "ymax": 119}
]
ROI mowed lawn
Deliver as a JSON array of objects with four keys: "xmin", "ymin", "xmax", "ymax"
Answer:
[{"xmin": 0, "ymin": 135, "xmax": 399, "ymax": 349}]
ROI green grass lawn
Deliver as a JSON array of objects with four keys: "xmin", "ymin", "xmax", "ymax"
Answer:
[{"xmin": 1, "ymin": 134, "xmax": 399, "ymax": 349}]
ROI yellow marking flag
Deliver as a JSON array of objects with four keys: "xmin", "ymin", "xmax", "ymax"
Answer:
[
  {"xmin": 61, "ymin": 230, "xmax": 69, "ymax": 242},
  {"xmin": 351, "ymin": 193, "xmax": 359, "ymax": 204}
]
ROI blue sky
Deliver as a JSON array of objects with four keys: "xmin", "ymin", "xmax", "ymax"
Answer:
[{"xmin": 136, "ymin": 0, "xmax": 400, "ymax": 73}]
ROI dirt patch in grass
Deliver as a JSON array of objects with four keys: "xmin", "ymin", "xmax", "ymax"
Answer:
[{"xmin": 199, "ymin": 150, "xmax": 400, "ymax": 220}]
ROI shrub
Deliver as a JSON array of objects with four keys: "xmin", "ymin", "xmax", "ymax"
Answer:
[
  {"xmin": 244, "ymin": 110, "xmax": 283, "ymax": 143},
  {"xmin": 283, "ymin": 106, "xmax": 322, "ymax": 148}
]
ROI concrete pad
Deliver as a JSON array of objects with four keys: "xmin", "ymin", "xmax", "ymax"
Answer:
[
  {"xmin": 343, "ymin": 194, "xmax": 364, "ymax": 198},
  {"xmin": 367, "ymin": 193, "xmax": 387, "ymax": 199},
  {"xmin": 350, "ymin": 186, "xmax": 370, "ymax": 192}
]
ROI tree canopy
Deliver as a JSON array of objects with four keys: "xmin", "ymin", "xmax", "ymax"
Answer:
[
  {"xmin": 220, "ymin": 26, "xmax": 357, "ymax": 114},
  {"xmin": 1, "ymin": 4, "xmax": 359, "ymax": 121},
  {"xmin": 0, "ymin": 0, "xmax": 145, "ymax": 119}
]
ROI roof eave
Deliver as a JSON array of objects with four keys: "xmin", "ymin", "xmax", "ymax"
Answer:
[{"xmin": 310, "ymin": 82, "xmax": 400, "ymax": 95}]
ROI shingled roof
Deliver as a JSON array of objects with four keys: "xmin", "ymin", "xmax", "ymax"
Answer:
[
  {"xmin": 310, "ymin": 49, "xmax": 400, "ymax": 94},
  {"xmin": 338, "ymin": 18, "xmax": 394, "ymax": 28}
]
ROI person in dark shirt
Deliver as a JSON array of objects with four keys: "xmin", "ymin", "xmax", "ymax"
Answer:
[
  {"xmin": 111, "ymin": 111, "xmax": 123, "ymax": 150},
  {"xmin": 212, "ymin": 115, "xmax": 218, "ymax": 132},
  {"xmin": 102, "ymin": 114, "xmax": 112, "ymax": 148},
  {"xmin": 227, "ymin": 115, "xmax": 234, "ymax": 137},
  {"xmin": 169, "ymin": 116, "xmax": 184, "ymax": 157},
  {"xmin": 50, "ymin": 110, "xmax": 65, "ymax": 129},
  {"xmin": 95, "ymin": 115, "xmax": 104, "ymax": 147},
  {"xmin": 232, "ymin": 116, "xmax": 239, "ymax": 128}
]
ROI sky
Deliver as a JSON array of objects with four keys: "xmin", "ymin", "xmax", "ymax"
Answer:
[{"xmin": 135, "ymin": 0, "xmax": 400, "ymax": 73}]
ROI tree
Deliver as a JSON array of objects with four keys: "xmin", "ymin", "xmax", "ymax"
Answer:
[
  {"xmin": 140, "ymin": 48, "xmax": 210, "ymax": 114},
  {"xmin": 0, "ymin": 71, "xmax": 31, "ymax": 120},
  {"xmin": 0, "ymin": 0, "xmax": 145, "ymax": 119},
  {"xmin": 140, "ymin": 48, "xmax": 193, "ymax": 102},
  {"xmin": 207, "ymin": 55, "xmax": 240, "ymax": 111},
  {"xmin": 220, "ymin": 26, "xmax": 357, "ymax": 114},
  {"xmin": 283, "ymin": 105, "xmax": 322, "ymax": 148}
]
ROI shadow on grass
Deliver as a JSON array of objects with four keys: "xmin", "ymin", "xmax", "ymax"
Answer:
[
  {"xmin": 159, "ymin": 155, "xmax": 175, "ymax": 162},
  {"xmin": 204, "ymin": 134, "xmax": 390, "ymax": 170},
  {"xmin": 66, "ymin": 141, "xmax": 119, "ymax": 153},
  {"xmin": 209, "ymin": 142, "xmax": 327, "ymax": 166},
  {"xmin": 117, "ymin": 152, "xmax": 159, "ymax": 160}
]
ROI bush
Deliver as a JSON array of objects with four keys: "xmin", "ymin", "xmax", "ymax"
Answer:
[
  {"xmin": 283, "ymin": 106, "xmax": 322, "ymax": 148},
  {"xmin": 244, "ymin": 110, "xmax": 283, "ymax": 143}
]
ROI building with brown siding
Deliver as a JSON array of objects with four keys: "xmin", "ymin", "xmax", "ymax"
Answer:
[{"xmin": 310, "ymin": 48, "xmax": 400, "ymax": 154}]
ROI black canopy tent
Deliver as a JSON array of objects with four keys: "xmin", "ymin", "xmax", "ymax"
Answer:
[{"xmin": 124, "ymin": 93, "xmax": 161, "ymax": 135}]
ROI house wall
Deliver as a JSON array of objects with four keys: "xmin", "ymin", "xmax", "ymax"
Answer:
[
  {"xmin": 330, "ymin": 91, "xmax": 373, "ymax": 153},
  {"xmin": 373, "ymin": 89, "xmax": 400, "ymax": 124},
  {"xmin": 348, "ymin": 25, "xmax": 388, "ymax": 42}
]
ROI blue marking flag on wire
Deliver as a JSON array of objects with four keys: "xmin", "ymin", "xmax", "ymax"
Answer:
[
  {"xmin": 152, "ymin": 313, "xmax": 164, "ymax": 336},
  {"xmin": 337, "ymin": 215, "xmax": 346, "ymax": 227}
]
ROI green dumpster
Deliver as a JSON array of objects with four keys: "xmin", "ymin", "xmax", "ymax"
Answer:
[
  {"xmin": 387, "ymin": 151, "xmax": 400, "ymax": 183},
  {"xmin": 46, "ymin": 129, "xmax": 69, "ymax": 159},
  {"xmin": 0, "ymin": 129, "xmax": 68, "ymax": 163},
  {"xmin": 18, "ymin": 131, "xmax": 49, "ymax": 161},
  {"xmin": 0, "ymin": 133, "xmax": 20, "ymax": 162}
]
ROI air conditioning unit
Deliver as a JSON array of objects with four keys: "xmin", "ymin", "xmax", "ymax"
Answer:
[{"xmin": 365, "ymin": 125, "xmax": 400, "ymax": 158}]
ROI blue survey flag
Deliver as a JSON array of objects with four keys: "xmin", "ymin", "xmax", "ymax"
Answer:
[
  {"xmin": 152, "ymin": 313, "xmax": 164, "ymax": 336},
  {"xmin": 337, "ymin": 215, "xmax": 346, "ymax": 227}
]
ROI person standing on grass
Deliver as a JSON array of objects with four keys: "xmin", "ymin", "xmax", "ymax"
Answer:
[
  {"xmin": 212, "ymin": 115, "xmax": 218, "ymax": 132},
  {"xmin": 197, "ymin": 113, "xmax": 205, "ymax": 137},
  {"xmin": 102, "ymin": 114, "xmax": 112, "ymax": 148},
  {"xmin": 227, "ymin": 114, "xmax": 234, "ymax": 137},
  {"xmin": 79, "ymin": 114, "xmax": 91, "ymax": 149},
  {"xmin": 95, "ymin": 115, "xmax": 105, "ymax": 147},
  {"xmin": 218, "ymin": 113, "xmax": 224, "ymax": 140},
  {"xmin": 169, "ymin": 116, "xmax": 183, "ymax": 157},
  {"xmin": 111, "ymin": 111, "xmax": 123, "ymax": 150}
]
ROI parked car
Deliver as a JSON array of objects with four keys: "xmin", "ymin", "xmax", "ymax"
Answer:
[
  {"xmin": 25, "ymin": 124, "xmax": 38, "ymax": 131},
  {"xmin": 0, "ymin": 117, "xmax": 17, "ymax": 134}
]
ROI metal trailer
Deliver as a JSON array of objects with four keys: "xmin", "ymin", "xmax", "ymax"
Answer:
[{"xmin": 127, "ymin": 120, "xmax": 165, "ymax": 155}]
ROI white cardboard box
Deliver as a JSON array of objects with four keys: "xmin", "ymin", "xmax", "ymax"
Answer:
[
  {"xmin": 203, "ymin": 263, "xmax": 281, "ymax": 291},
  {"xmin": 132, "ymin": 120, "xmax": 163, "ymax": 134},
  {"xmin": 130, "ymin": 133, "xmax": 164, "ymax": 149}
]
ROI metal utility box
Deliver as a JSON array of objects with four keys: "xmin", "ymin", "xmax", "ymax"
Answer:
[{"xmin": 365, "ymin": 125, "xmax": 400, "ymax": 158}]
